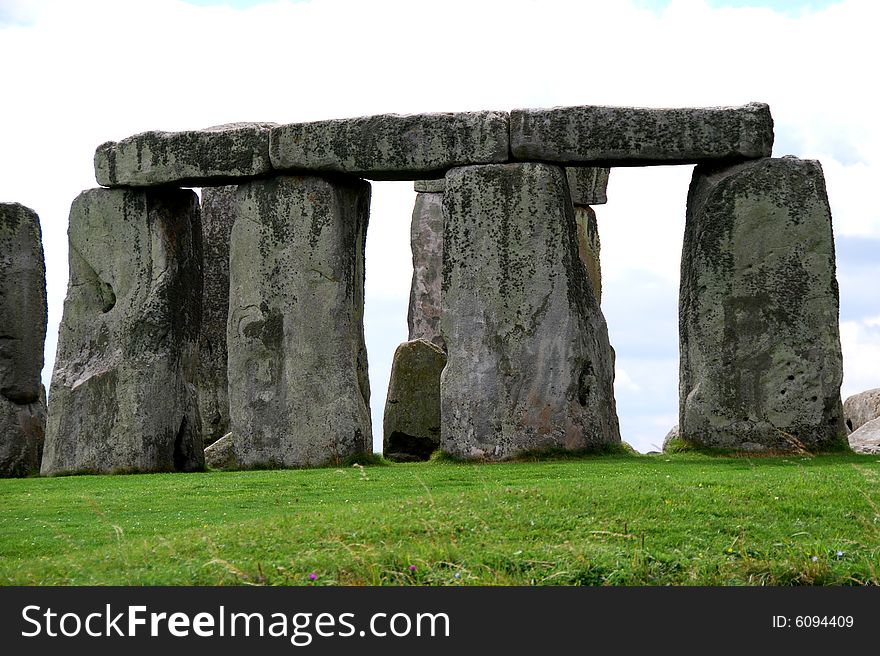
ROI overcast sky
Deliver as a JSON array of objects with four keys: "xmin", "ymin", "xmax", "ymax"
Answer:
[{"xmin": 1, "ymin": 0, "xmax": 877, "ymax": 453}]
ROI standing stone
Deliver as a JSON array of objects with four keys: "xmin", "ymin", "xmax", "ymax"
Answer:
[
  {"xmin": 198, "ymin": 186, "xmax": 236, "ymax": 445},
  {"xmin": 441, "ymin": 163, "xmax": 620, "ymax": 460},
  {"xmin": 42, "ymin": 188, "xmax": 204, "ymax": 475},
  {"xmin": 842, "ymin": 388, "xmax": 880, "ymax": 433},
  {"xmin": 680, "ymin": 157, "xmax": 845, "ymax": 451},
  {"xmin": 408, "ymin": 192, "xmax": 445, "ymax": 349},
  {"xmin": 383, "ymin": 339, "xmax": 446, "ymax": 461},
  {"xmin": 575, "ymin": 206, "xmax": 602, "ymax": 303},
  {"xmin": 0, "ymin": 203, "xmax": 47, "ymax": 476},
  {"xmin": 227, "ymin": 175, "xmax": 372, "ymax": 468}
]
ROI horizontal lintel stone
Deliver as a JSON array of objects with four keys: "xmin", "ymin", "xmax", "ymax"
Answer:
[
  {"xmin": 270, "ymin": 112, "xmax": 510, "ymax": 181},
  {"xmin": 510, "ymin": 102, "xmax": 773, "ymax": 166},
  {"xmin": 95, "ymin": 122, "xmax": 276, "ymax": 187}
]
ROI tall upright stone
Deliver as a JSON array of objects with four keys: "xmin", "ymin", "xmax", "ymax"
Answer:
[
  {"xmin": 42, "ymin": 188, "xmax": 204, "ymax": 475},
  {"xmin": 227, "ymin": 175, "xmax": 372, "ymax": 468},
  {"xmin": 680, "ymin": 157, "xmax": 845, "ymax": 451},
  {"xmin": 441, "ymin": 163, "xmax": 620, "ymax": 460},
  {"xmin": 1, "ymin": 203, "xmax": 47, "ymax": 477},
  {"xmin": 575, "ymin": 206, "xmax": 602, "ymax": 303},
  {"xmin": 408, "ymin": 191, "xmax": 445, "ymax": 349},
  {"xmin": 197, "ymin": 186, "xmax": 236, "ymax": 445}
]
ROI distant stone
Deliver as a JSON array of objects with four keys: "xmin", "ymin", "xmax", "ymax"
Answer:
[
  {"xmin": 566, "ymin": 167, "xmax": 609, "ymax": 205},
  {"xmin": 511, "ymin": 103, "xmax": 773, "ymax": 166},
  {"xmin": 204, "ymin": 432, "xmax": 237, "ymax": 469},
  {"xmin": 414, "ymin": 179, "xmax": 446, "ymax": 193},
  {"xmin": 441, "ymin": 163, "xmax": 620, "ymax": 460},
  {"xmin": 662, "ymin": 425, "xmax": 680, "ymax": 452},
  {"xmin": 227, "ymin": 175, "xmax": 372, "ymax": 468},
  {"xmin": 680, "ymin": 157, "xmax": 845, "ymax": 451},
  {"xmin": 1, "ymin": 203, "xmax": 47, "ymax": 477},
  {"xmin": 95, "ymin": 122, "xmax": 276, "ymax": 187},
  {"xmin": 383, "ymin": 339, "xmax": 446, "ymax": 461},
  {"xmin": 847, "ymin": 417, "xmax": 880, "ymax": 454},
  {"xmin": 408, "ymin": 192, "xmax": 445, "ymax": 349},
  {"xmin": 270, "ymin": 112, "xmax": 509, "ymax": 180},
  {"xmin": 197, "ymin": 186, "xmax": 236, "ymax": 445},
  {"xmin": 575, "ymin": 206, "xmax": 601, "ymax": 303},
  {"xmin": 42, "ymin": 188, "xmax": 204, "ymax": 475},
  {"xmin": 843, "ymin": 388, "xmax": 880, "ymax": 433}
]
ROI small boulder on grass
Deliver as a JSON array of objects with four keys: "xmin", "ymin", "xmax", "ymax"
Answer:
[
  {"xmin": 205, "ymin": 433, "xmax": 237, "ymax": 470},
  {"xmin": 848, "ymin": 417, "xmax": 880, "ymax": 454},
  {"xmin": 843, "ymin": 388, "xmax": 880, "ymax": 434},
  {"xmin": 662, "ymin": 425, "xmax": 680, "ymax": 453}
]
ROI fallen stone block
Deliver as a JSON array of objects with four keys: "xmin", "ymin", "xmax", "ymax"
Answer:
[
  {"xmin": 848, "ymin": 417, "xmax": 880, "ymax": 454},
  {"xmin": 204, "ymin": 432, "xmax": 237, "ymax": 469},
  {"xmin": 511, "ymin": 102, "xmax": 773, "ymax": 166},
  {"xmin": 227, "ymin": 175, "xmax": 372, "ymax": 468},
  {"xmin": 270, "ymin": 112, "xmax": 509, "ymax": 180},
  {"xmin": 95, "ymin": 122, "xmax": 275, "ymax": 187},
  {"xmin": 42, "ymin": 188, "xmax": 204, "ymax": 475},
  {"xmin": 441, "ymin": 162, "xmax": 620, "ymax": 460},
  {"xmin": 383, "ymin": 339, "xmax": 446, "ymax": 462},
  {"xmin": 680, "ymin": 157, "xmax": 845, "ymax": 451},
  {"xmin": 843, "ymin": 388, "xmax": 880, "ymax": 433}
]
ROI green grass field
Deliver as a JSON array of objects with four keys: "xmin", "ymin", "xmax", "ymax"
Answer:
[{"xmin": 1, "ymin": 452, "xmax": 879, "ymax": 585}]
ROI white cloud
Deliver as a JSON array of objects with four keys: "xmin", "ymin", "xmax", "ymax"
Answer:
[{"xmin": 1, "ymin": 0, "xmax": 877, "ymax": 454}]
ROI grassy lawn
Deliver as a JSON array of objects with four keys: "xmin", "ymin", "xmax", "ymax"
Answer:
[{"xmin": 1, "ymin": 452, "xmax": 879, "ymax": 585}]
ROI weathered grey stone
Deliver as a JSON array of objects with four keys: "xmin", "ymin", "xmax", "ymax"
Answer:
[
  {"xmin": 197, "ymin": 186, "xmax": 236, "ymax": 445},
  {"xmin": 566, "ymin": 167, "xmax": 609, "ymax": 205},
  {"xmin": 441, "ymin": 163, "xmax": 620, "ymax": 460},
  {"xmin": 662, "ymin": 424, "xmax": 680, "ymax": 453},
  {"xmin": 843, "ymin": 388, "xmax": 880, "ymax": 433},
  {"xmin": 204, "ymin": 432, "xmax": 237, "ymax": 469},
  {"xmin": 575, "ymin": 206, "xmax": 601, "ymax": 303},
  {"xmin": 511, "ymin": 103, "xmax": 773, "ymax": 166},
  {"xmin": 42, "ymin": 188, "xmax": 204, "ymax": 475},
  {"xmin": 847, "ymin": 417, "xmax": 880, "ymax": 454},
  {"xmin": 414, "ymin": 179, "xmax": 446, "ymax": 193},
  {"xmin": 408, "ymin": 192, "xmax": 444, "ymax": 349},
  {"xmin": 270, "ymin": 112, "xmax": 510, "ymax": 180},
  {"xmin": 1, "ymin": 203, "xmax": 47, "ymax": 477},
  {"xmin": 383, "ymin": 339, "xmax": 446, "ymax": 461},
  {"xmin": 680, "ymin": 157, "xmax": 845, "ymax": 452},
  {"xmin": 95, "ymin": 122, "xmax": 276, "ymax": 187},
  {"xmin": 0, "ymin": 203, "xmax": 46, "ymax": 404},
  {"xmin": 227, "ymin": 175, "xmax": 372, "ymax": 468}
]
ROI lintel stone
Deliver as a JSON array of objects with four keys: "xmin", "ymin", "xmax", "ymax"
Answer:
[{"xmin": 511, "ymin": 102, "xmax": 773, "ymax": 166}]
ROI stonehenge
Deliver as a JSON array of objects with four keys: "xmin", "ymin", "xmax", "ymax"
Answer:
[
  {"xmin": 23, "ymin": 100, "xmax": 852, "ymax": 475},
  {"xmin": 0, "ymin": 203, "xmax": 47, "ymax": 477}
]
